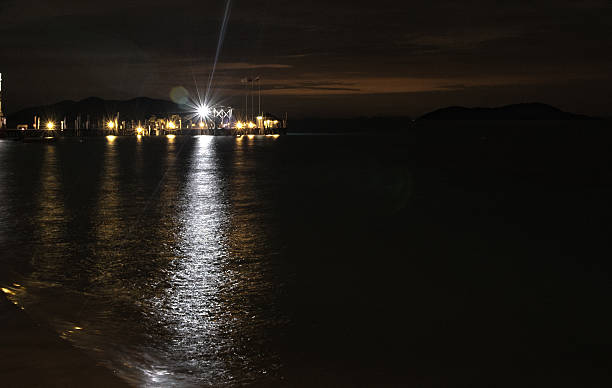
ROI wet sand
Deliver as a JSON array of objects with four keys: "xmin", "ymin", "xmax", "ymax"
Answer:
[{"xmin": 0, "ymin": 294, "xmax": 129, "ymax": 387}]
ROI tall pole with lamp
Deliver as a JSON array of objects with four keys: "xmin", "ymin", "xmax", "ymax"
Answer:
[
  {"xmin": 0, "ymin": 73, "xmax": 5, "ymax": 129},
  {"xmin": 255, "ymin": 75, "xmax": 261, "ymax": 118}
]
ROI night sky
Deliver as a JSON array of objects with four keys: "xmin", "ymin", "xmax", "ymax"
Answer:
[{"xmin": 1, "ymin": 0, "xmax": 611, "ymax": 117}]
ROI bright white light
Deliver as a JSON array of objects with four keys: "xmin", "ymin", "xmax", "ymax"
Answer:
[{"xmin": 197, "ymin": 104, "xmax": 210, "ymax": 118}]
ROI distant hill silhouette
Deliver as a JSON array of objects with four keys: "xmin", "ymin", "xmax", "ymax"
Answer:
[
  {"xmin": 419, "ymin": 103, "xmax": 595, "ymax": 121},
  {"xmin": 7, "ymin": 97, "xmax": 188, "ymax": 127}
]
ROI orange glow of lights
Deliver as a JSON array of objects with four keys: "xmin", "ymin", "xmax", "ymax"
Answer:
[
  {"xmin": 247, "ymin": 134, "xmax": 255, "ymax": 140},
  {"xmin": 166, "ymin": 134, "xmax": 176, "ymax": 140},
  {"xmin": 107, "ymin": 121, "xmax": 115, "ymax": 129},
  {"xmin": 46, "ymin": 122, "xmax": 55, "ymax": 130},
  {"xmin": 199, "ymin": 121, "xmax": 205, "ymax": 128},
  {"xmin": 106, "ymin": 135, "xmax": 117, "ymax": 142}
]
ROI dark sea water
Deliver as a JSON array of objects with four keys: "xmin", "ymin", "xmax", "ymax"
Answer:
[{"xmin": 1, "ymin": 132, "xmax": 611, "ymax": 386}]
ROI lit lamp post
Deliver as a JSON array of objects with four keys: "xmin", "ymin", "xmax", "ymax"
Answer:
[{"xmin": 46, "ymin": 121, "xmax": 55, "ymax": 130}]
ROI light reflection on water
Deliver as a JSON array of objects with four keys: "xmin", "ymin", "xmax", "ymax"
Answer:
[
  {"xmin": 0, "ymin": 135, "xmax": 419, "ymax": 386},
  {"xmin": 0, "ymin": 135, "xmax": 383, "ymax": 386},
  {"xmin": 0, "ymin": 137, "xmax": 275, "ymax": 386},
  {"xmin": 143, "ymin": 136, "xmax": 283, "ymax": 386},
  {"xmin": 32, "ymin": 145, "xmax": 66, "ymax": 281},
  {"xmin": 148, "ymin": 136, "xmax": 234, "ymax": 385}
]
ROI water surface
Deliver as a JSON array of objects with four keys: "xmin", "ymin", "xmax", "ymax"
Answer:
[{"xmin": 1, "ymin": 133, "xmax": 611, "ymax": 386}]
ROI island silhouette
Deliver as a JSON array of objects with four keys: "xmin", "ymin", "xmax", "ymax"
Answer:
[{"xmin": 419, "ymin": 103, "xmax": 595, "ymax": 121}]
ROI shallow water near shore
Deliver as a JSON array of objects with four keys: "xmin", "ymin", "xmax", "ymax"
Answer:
[{"xmin": 1, "ymin": 132, "xmax": 612, "ymax": 386}]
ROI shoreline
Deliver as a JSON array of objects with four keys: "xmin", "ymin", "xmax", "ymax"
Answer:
[{"xmin": 0, "ymin": 293, "xmax": 130, "ymax": 387}]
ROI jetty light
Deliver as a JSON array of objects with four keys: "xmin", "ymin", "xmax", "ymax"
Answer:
[
  {"xmin": 236, "ymin": 121, "xmax": 244, "ymax": 129},
  {"xmin": 248, "ymin": 122, "xmax": 256, "ymax": 129},
  {"xmin": 107, "ymin": 121, "xmax": 115, "ymax": 130},
  {"xmin": 167, "ymin": 121, "xmax": 176, "ymax": 129},
  {"xmin": 136, "ymin": 126, "xmax": 144, "ymax": 134},
  {"xmin": 46, "ymin": 121, "xmax": 54, "ymax": 130},
  {"xmin": 197, "ymin": 104, "xmax": 210, "ymax": 119},
  {"xmin": 199, "ymin": 121, "xmax": 205, "ymax": 129}
]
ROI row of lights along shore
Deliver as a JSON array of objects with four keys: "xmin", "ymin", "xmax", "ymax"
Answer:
[{"xmin": 37, "ymin": 105, "xmax": 283, "ymax": 137}]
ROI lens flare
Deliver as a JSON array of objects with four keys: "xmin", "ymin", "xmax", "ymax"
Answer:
[{"xmin": 197, "ymin": 105, "xmax": 210, "ymax": 119}]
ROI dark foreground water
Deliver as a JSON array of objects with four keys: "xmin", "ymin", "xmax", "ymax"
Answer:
[{"xmin": 1, "ymin": 132, "xmax": 611, "ymax": 386}]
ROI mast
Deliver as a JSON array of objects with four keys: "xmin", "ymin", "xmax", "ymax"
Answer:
[
  {"xmin": 0, "ymin": 73, "xmax": 5, "ymax": 129},
  {"xmin": 256, "ymin": 75, "xmax": 261, "ymax": 118}
]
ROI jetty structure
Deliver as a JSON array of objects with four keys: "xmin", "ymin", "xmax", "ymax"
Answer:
[{"xmin": 0, "ymin": 86, "xmax": 287, "ymax": 140}]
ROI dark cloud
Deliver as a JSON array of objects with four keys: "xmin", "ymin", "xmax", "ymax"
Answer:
[{"xmin": 1, "ymin": 0, "xmax": 611, "ymax": 116}]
